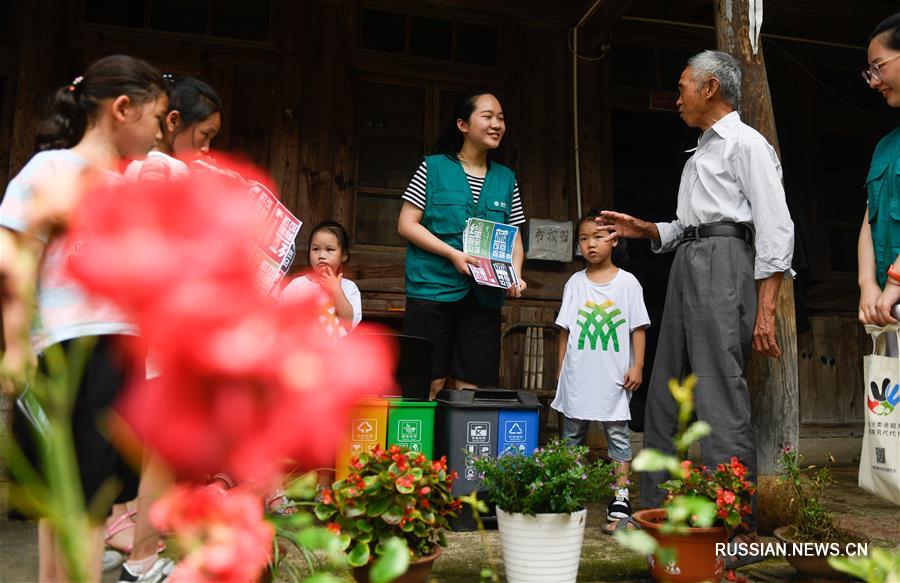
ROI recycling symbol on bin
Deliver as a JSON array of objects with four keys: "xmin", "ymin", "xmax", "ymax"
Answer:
[
  {"xmin": 504, "ymin": 420, "xmax": 526, "ymax": 443},
  {"xmin": 352, "ymin": 419, "xmax": 376, "ymax": 441}
]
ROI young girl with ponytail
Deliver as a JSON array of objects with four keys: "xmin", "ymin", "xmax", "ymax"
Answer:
[{"xmin": 0, "ymin": 54, "xmax": 169, "ymax": 582}]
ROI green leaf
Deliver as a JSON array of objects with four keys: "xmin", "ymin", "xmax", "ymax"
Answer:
[
  {"xmin": 296, "ymin": 527, "xmax": 341, "ymax": 554},
  {"xmin": 284, "ymin": 472, "xmax": 318, "ymax": 502},
  {"xmin": 367, "ymin": 496, "xmax": 391, "ymax": 517},
  {"xmin": 368, "ymin": 537, "xmax": 410, "ymax": 583},
  {"xmin": 363, "ymin": 475, "xmax": 381, "ymax": 493},
  {"xmin": 338, "ymin": 533, "xmax": 352, "ymax": 551},
  {"xmin": 381, "ymin": 504, "xmax": 404, "ymax": 525},
  {"xmin": 613, "ymin": 528, "xmax": 658, "ymax": 554},
  {"xmin": 355, "ymin": 519, "xmax": 374, "ymax": 533},
  {"xmin": 347, "ymin": 541, "xmax": 371, "ymax": 567},
  {"xmin": 675, "ymin": 421, "xmax": 712, "ymax": 451},
  {"xmin": 302, "ymin": 574, "xmax": 344, "ymax": 583},
  {"xmin": 632, "ymin": 449, "xmax": 680, "ymax": 475},
  {"xmin": 314, "ymin": 503, "xmax": 337, "ymax": 521},
  {"xmin": 396, "ymin": 480, "xmax": 415, "ymax": 495},
  {"xmin": 345, "ymin": 502, "xmax": 367, "ymax": 518}
]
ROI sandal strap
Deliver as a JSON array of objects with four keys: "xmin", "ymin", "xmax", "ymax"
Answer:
[{"xmin": 105, "ymin": 510, "xmax": 137, "ymax": 540}]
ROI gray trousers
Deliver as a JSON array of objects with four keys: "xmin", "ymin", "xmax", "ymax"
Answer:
[{"xmin": 640, "ymin": 236, "xmax": 758, "ymax": 532}]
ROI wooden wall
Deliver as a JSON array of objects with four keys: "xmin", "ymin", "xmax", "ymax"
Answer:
[{"xmin": 2, "ymin": 0, "xmax": 890, "ymax": 427}]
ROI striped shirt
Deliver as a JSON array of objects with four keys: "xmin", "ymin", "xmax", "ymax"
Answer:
[
  {"xmin": 652, "ymin": 111, "xmax": 794, "ymax": 279},
  {"xmin": 402, "ymin": 159, "xmax": 526, "ymax": 226}
]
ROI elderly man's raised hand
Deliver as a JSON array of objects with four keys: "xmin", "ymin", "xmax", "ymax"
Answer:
[{"xmin": 597, "ymin": 210, "xmax": 655, "ymax": 240}]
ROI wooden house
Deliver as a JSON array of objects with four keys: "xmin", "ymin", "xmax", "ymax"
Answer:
[{"xmin": 2, "ymin": 0, "xmax": 897, "ymax": 441}]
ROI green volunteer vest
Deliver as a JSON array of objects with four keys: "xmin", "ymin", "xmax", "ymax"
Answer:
[
  {"xmin": 405, "ymin": 154, "xmax": 516, "ymax": 308},
  {"xmin": 867, "ymin": 126, "xmax": 900, "ymax": 289}
]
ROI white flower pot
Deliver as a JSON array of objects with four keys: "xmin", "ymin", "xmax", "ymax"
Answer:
[{"xmin": 496, "ymin": 507, "xmax": 587, "ymax": 583}]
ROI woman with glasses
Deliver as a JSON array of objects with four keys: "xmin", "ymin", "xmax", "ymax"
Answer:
[{"xmin": 858, "ymin": 12, "xmax": 900, "ymax": 332}]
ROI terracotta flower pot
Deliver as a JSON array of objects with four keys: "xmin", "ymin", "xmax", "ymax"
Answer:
[
  {"xmin": 773, "ymin": 526, "xmax": 851, "ymax": 580},
  {"xmin": 351, "ymin": 546, "xmax": 442, "ymax": 583},
  {"xmin": 633, "ymin": 508, "xmax": 728, "ymax": 583}
]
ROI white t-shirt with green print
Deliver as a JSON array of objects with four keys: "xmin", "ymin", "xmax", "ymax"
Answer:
[{"xmin": 552, "ymin": 269, "xmax": 650, "ymax": 421}]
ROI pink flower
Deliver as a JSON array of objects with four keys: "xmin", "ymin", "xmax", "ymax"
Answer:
[{"xmin": 151, "ymin": 486, "xmax": 273, "ymax": 583}]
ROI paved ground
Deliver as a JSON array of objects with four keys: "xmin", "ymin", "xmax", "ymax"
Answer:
[{"xmin": 2, "ymin": 464, "xmax": 897, "ymax": 582}]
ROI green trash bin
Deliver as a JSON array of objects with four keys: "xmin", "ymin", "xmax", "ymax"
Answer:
[{"xmin": 387, "ymin": 398, "xmax": 436, "ymax": 459}]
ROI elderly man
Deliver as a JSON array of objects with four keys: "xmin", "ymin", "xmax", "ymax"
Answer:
[{"xmin": 601, "ymin": 50, "xmax": 793, "ymax": 563}]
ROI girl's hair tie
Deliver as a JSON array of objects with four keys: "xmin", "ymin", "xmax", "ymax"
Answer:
[{"xmin": 67, "ymin": 75, "xmax": 84, "ymax": 92}]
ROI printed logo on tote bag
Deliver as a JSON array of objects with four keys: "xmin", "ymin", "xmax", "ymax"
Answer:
[{"xmin": 869, "ymin": 378, "xmax": 900, "ymax": 416}]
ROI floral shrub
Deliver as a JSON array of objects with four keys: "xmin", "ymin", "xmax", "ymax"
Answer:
[
  {"xmin": 473, "ymin": 439, "xmax": 616, "ymax": 515},
  {"xmin": 315, "ymin": 445, "xmax": 461, "ymax": 566},
  {"xmin": 662, "ymin": 456, "xmax": 755, "ymax": 530}
]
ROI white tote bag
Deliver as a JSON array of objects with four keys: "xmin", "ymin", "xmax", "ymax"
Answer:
[{"xmin": 860, "ymin": 325, "xmax": 900, "ymax": 505}]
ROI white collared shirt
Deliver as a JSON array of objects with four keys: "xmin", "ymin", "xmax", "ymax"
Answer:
[{"xmin": 652, "ymin": 111, "xmax": 794, "ymax": 279}]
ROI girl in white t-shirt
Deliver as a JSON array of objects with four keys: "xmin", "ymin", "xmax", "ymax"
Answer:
[
  {"xmin": 125, "ymin": 75, "xmax": 222, "ymax": 181},
  {"xmin": 0, "ymin": 55, "xmax": 169, "ymax": 583},
  {"xmin": 552, "ymin": 213, "xmax": 650, "ymax": 534},
  {"xmin": 281, "ymin": 221, "xmax": 362, "ymax": 338}
]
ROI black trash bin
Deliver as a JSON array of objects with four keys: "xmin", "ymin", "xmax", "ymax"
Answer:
[{"xmin": 434, "ymin": 388, "xmax": 540, "ymax": 531}]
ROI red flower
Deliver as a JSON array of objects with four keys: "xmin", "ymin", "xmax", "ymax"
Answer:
[
  {"xmin": 150, "ymin": 485, "xmax": 273, "ymax": 583},
  {"xmin": 419, "ymin": 487, "xmax": 431, "ymax": 496},
  {"xmin": 320, "ymin": 489, "xmax": 333, "ymax": 505},
  {"xmin": 66, "ymin": 165, "xmax": 262, "ymax": 316},
  {"xmin": 327, "ymin": 522, "xmax": 341, "ymax": 535},
  {"xmin": 65, "ymin": 160, "xmax": 398, "ymax": 483},
  {"xmin": 396, "ymin": 475, "xmax": 414, "ymax": 490},
  {"xmin": 721, "ymin": 490, "xmax": 736, "ymax": 504}
]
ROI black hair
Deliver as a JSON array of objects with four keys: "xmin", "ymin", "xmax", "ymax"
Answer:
[
  {"xmin": 431, "ymin": 89, "xmax": 501, "ymax": 158},
  {"xmin": 308, "ymin": 220, "xmax": 351, "ymax": 263},
  {"xmin": 577, "ymin": 209, "xmax": 629, "ymax": 266},
  {"xmin": 164, "ymin": 75, "xmax": 223, "ymax": 134},
  {"xmin": 870, "ymin": 12, "xmax": 900, "ymax": 49},
  {"xmin": 35, "ymin": 55, "xmax": 167, "ymax": 152}
]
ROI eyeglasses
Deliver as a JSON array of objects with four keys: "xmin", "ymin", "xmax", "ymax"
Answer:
[{"xmin": 862, "ymin": 53, "xmax": 900, "ymax": 84}]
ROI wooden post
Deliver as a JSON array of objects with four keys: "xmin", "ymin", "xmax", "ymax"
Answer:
[{"xmin": 714, "ymin": 0, "xmax": 800, "ymax": 475}]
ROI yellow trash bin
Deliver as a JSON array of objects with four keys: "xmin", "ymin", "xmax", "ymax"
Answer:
[{"xmin": 335, "ymin": 397, "xmax": 388, "ymax": 481}]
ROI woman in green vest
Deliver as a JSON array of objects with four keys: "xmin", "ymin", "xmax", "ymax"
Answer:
[
  {"xmin": 858, "ymin": 12, "xmax": 900, "ymax": 332},
  {"xmin": 398, "ymin": 90, "xmax": 527, "ymax": 398}
]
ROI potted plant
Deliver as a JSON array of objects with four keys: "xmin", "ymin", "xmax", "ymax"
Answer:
[
  {"xmin": 473, "ymin": 439, "xmax": 616, "ymax": 583},
  {"xmin": 615, "ymin": 376, "xmax": 755, "ymax": 583},
  {"xmin": 773, "ymin": 445, "xmax": 868, "ymax": 580},
  {"xmin": 315, "ymin": 444, "xmax": 461, "ymax": 583}
]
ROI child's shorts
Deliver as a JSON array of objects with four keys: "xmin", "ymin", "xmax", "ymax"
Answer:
[{"xmin": 561, "ymin": 415, "xmax": 632, "ymax": 463}]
